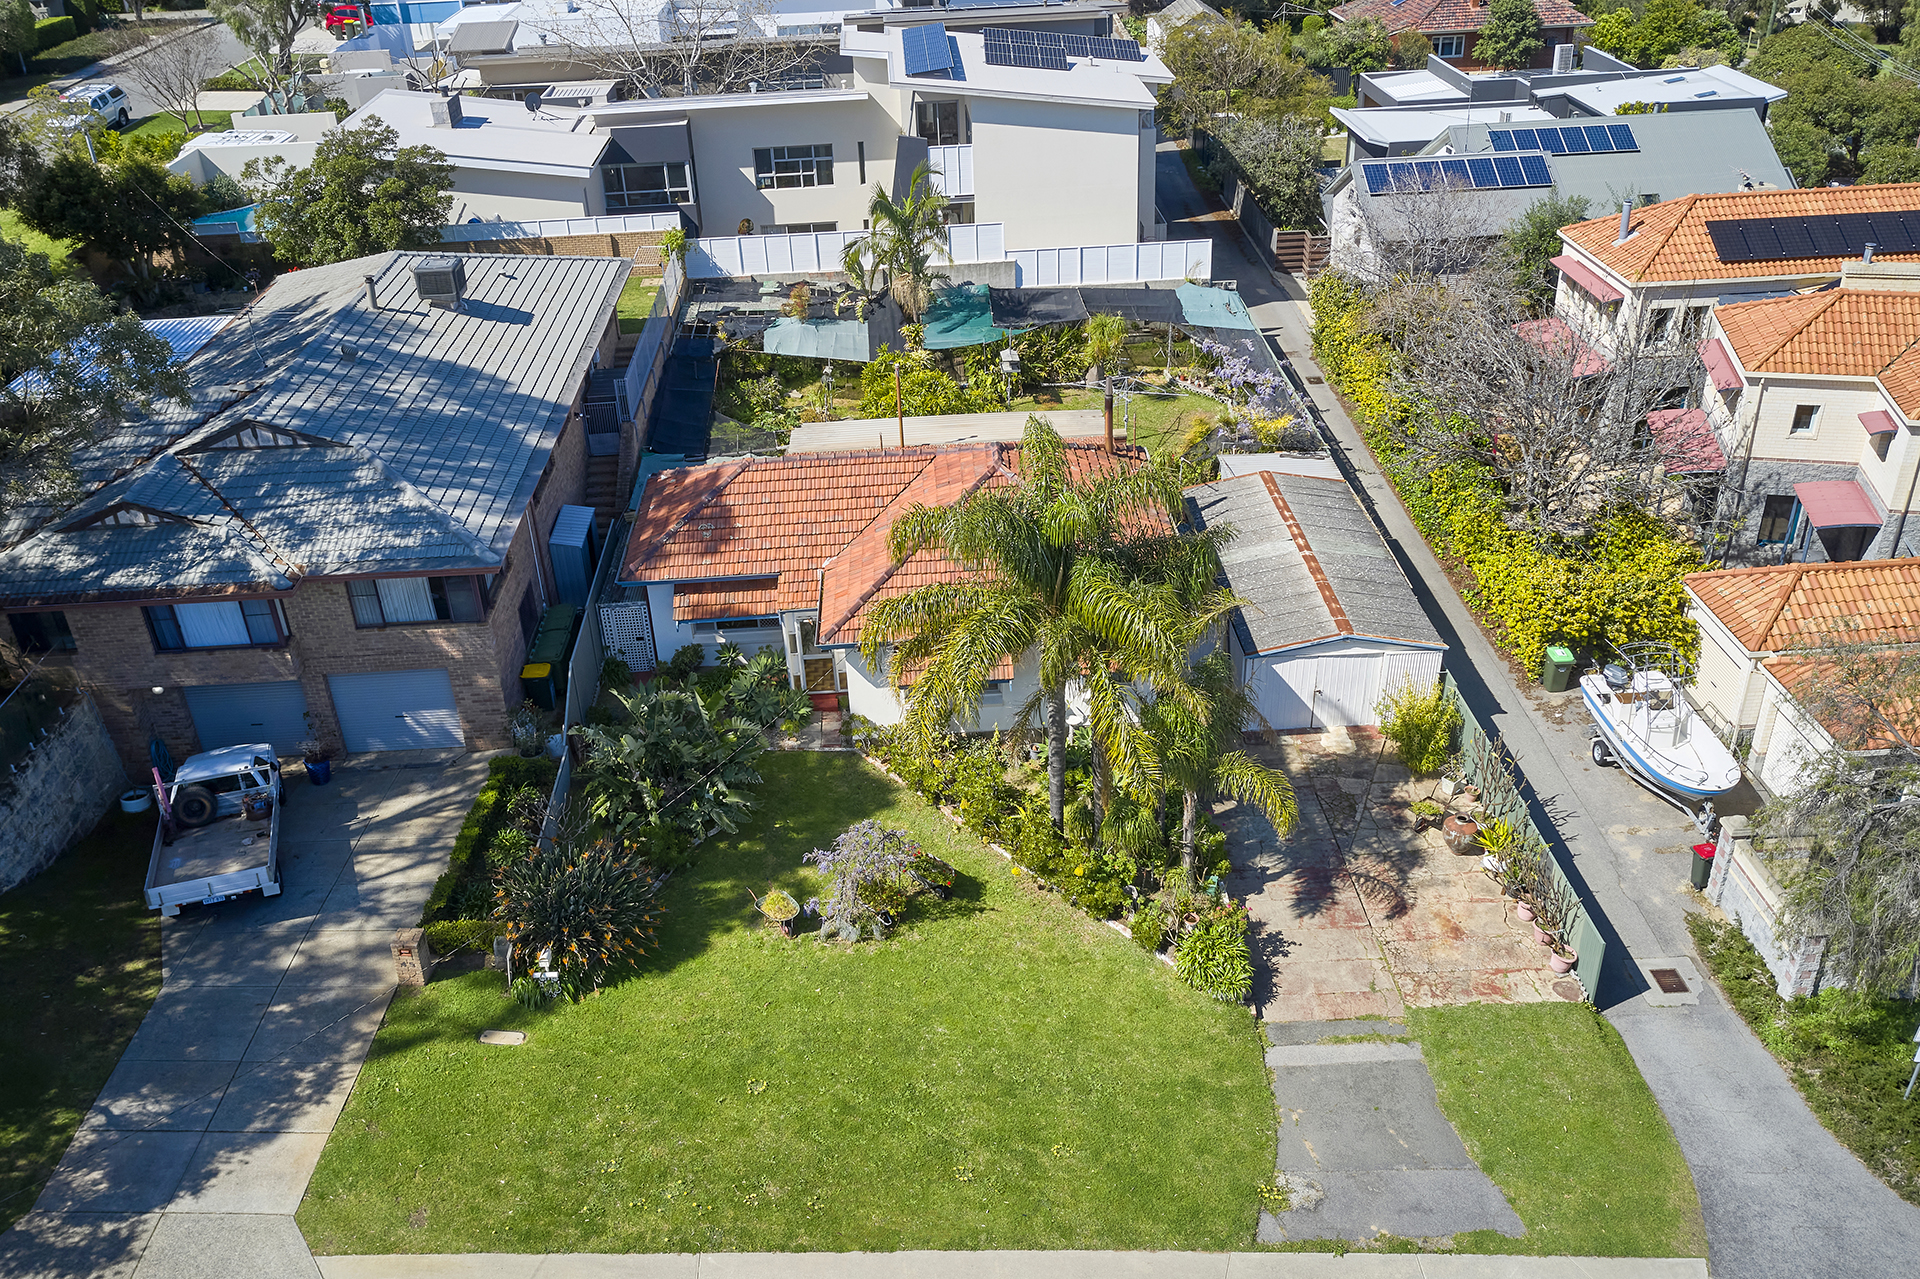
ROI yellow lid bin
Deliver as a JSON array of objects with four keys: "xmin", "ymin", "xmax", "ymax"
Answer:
[{"xmin": 520, "ymin": 662, "xmax": 557, "ymax": 710}]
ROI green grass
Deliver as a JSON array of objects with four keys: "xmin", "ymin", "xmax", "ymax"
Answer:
[
  {"xmin": 1, "ymin": 209, "xmax": 78, "ymax": 274},
  {"xmin": 617, "ymin": 276, "xmax": 662, "ymax": 334},
  {"xmin": 298, "ymin": 752, "xmax": 1274, "ymax": 1254},
  {"xmin": 0, "ymin": 23, "xmax": 144, "ymax": 104},
  {"xmin": 128, "ymin": 109, "xmax": 235, "ymax": 140},
  {"xmin": 0, "ymin": 812, "xmax": 163, "ymax": 1234},
  {"xmin": 1689, "ymin": 912, "xmax": 1920, "ymax": 1205},
  {"xmin": 1410, "ymin": 1002, "xmax": 1707, "ymax": 1257}
]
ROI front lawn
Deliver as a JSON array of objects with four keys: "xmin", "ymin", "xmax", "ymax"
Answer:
[
  {"xmin": 1689, "ymin": 913, "xmax": 1920, "ymax": 1205},
  {"xmin": 1413, "ymin": 1002, "xmax": 1707, "ymax": 1258},
  {"xmin": 0, "ymin": 812, "xmax": 163, "ymax": 1234},
  {"xmin": 128, "ymin": 109, "xmax": 236, "ymax": 140},
  {"xmin": 297, "ymin": 751, "xmax": 1274, "ymax": 1254},
  {"xmin": 1, "ymin": 208, "xmax": 78, "ymax": 273}
]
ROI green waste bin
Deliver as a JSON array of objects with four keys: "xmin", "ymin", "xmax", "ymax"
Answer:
[
  {"xmin": 1690, "ymin": 842, "xmax": 1716, "ymax": 891},
  {"xmin": 1543, "ymin": 644, "xmax": 1576, "ymax": 693}
]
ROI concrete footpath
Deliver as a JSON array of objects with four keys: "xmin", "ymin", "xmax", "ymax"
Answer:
[
  {"xmin": 314, "ymin": 1252, "xmax": 1709, "ymax": 1279},
  {"xmin": 1151, "ymin": 140, "xmax": 1920, "ymax": 1278}
]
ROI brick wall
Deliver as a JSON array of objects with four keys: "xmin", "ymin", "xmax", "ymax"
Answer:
[{"xmin": 451, "ymin": 230, "xmax": 665, "ymax": 274}]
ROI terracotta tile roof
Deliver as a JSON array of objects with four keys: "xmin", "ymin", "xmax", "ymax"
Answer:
[
  {"xmin": 1761, "ymin": 652, "xmax": 1919, "ymax": 752},
  {"xmin": 623, "ymin": 441, "xmax": 1151, "ymax": 645},
  {"xmin": 1715, "ymin": 289, "xmax": 1920, "ymax": 417},
  {"xmin": 1560, "ymin": 185, "xmax": 1920, "ymax": 285},
  {"xmin": 1332, "ymin": 0, "xmax": 1592, "ymax": 35},
  {"xmin": 1683, "ymin": 556, "xmax": 1920, "ymax": 653},
  {"xmin": 673, "ymin": 577, "xmax": 780, "ymax": 622}
]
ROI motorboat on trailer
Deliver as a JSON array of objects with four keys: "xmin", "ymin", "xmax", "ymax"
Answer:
[{"xmin": 1580, "ymin": 643, "xmax": 1741, "ymax": 826}]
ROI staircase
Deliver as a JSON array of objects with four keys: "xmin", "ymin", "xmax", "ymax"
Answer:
[{"xmin": 585, "ymin": 453, "xmax": 622, "ymax": 538}]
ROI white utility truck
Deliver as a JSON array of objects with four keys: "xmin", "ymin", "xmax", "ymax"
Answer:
[{"xmin": 143, "ymin": 744, "xmax": 284, "ymax": 916}]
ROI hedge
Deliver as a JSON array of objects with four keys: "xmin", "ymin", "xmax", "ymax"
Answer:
[
  {"xmin": 1308, "ymin": 271, "xmax": 1701, "ymax": 677},
  {"xmin": 419, "ymin": 754, "xmax": 559, "ymax": 925},
  {"xmin": 36, "ymin": 16, "xmax": 77, "ymax": 49}
]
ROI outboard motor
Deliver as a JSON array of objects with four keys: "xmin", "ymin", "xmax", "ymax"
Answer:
[{"xmin": 1603, "ymin": 663, "xmax": 1631, "ymax": 691}]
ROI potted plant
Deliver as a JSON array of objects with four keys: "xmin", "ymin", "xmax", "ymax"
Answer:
[
  {"xmin": 1441, "ymin": 811, "xmax": 1480, "ymax": 855},
  {"xmin": 1549, "ymin": 946, "xmax": 1577, "ymax": 975},
  {"xmin": 751, "ymin": 888, "xmax": 801, "ymax": 937},
  {"xmin": 1476, "ymin": 818, "xmax": 1518, "ymax": 878},
  {"xmin": 298, "ymin": 738, "xmax": 335, "ymax": 785},
  {"xmin": 1410, "ymin": 798, "xmax": 1444, "ymax": 833},
  {"xmin": 907, "ymin": 853, "xmax": 957, "ymax": 900}
]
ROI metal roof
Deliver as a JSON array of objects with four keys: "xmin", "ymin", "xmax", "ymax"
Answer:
[
  {"xmin": 1187, "ymin": 471, "xmax": 1444, "ymax": 655},
  {"xmin": 0, "ymin": 251, "xmax": 627, "ymax": 606}
]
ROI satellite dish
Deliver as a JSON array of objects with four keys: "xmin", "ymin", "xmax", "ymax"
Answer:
[{"xmin": 524, "ymin": 92, "xmax": 542, "ymax": 114}]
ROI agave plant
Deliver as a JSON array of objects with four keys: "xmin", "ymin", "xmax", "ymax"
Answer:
[{"xmin": 494, "ymin": 835, "xmax": 665, "ymax": 1000}]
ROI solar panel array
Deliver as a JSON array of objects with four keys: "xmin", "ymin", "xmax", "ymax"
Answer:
[
  {"xmin": 903, "ymin": 23, "xmax": 955, "ymax": 76},
  {"xmin": 1705, "ymin": 210, "xmax": 1920, "ymax": 263},
  {"xmin": 1488, "ymin": 123, "xmax": 1637, "ymax": 155},
  {"xmin": 1360, "ymin": 153, "xmax": 1554, "ymax": 195},
  {"xmin": 978, "ymin": 26, "xmax": 1146, "ymax": 71}
]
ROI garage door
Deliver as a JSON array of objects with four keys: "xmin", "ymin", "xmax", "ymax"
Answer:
[
  {"xmin": 184, "ymin": 681, "xmax": 310, "ymax": 753},
  {"xmin": 326, "ymin": 669, "xmax": 462, "ymax": 753},
  {"xmin": 1253, "ymin": 657, "xmax": 1318, "ymax": 731}
]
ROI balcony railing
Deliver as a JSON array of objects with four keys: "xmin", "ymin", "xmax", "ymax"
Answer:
[{"xmin": 927, "ymin": 144, "xmax": 974, "ymax": 199}]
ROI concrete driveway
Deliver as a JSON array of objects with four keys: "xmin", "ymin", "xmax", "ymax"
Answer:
[{"xmin": 0, "ymin": 753, "xmax": 487, "ymax": 1279}]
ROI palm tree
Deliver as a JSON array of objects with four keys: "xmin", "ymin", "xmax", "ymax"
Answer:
[
  {"xmin": 1083, "ymin": 313, "xmax": 1127, "ymax": 452},
  {"xmin": 1142, "ymin": 648, "xmax": 1297, "ymax": 873},
  {"xmin": 860, "ymin": 417, "xmax": 1232, "ymax": 829},
  {"xmin": 864, "ymin": 160, "xmax": 951, "ymax": 322}
]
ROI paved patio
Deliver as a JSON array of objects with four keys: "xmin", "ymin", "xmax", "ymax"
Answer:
[
  {"xmin": 0, "ymin": 754, "xmax": 488, "ymax": 1279},
  {"xmin": 1220, "ymin": 728, "xmax": 1577, "ymax": 1024}
]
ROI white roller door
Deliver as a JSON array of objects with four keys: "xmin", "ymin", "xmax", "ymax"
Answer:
[
  {"xmin": 184, "ymin": 681, "xmax": 310, "ymax": 753},
  {"xmin": 326, "ymin": 669, "xmax": 463, "ymax": 753}
]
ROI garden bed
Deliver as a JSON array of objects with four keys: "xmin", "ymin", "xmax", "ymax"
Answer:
[{"xmin": 297, "ymin": 751, "xmax": 1274, "ymax": 1254}]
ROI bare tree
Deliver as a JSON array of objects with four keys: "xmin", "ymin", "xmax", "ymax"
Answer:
[
  {"xmin": 1339, "ymin": 173, "xmax": 1510, "ymax": 287},
  {"xmin": 117, "ymin": 24, "xmax": 233, "ymax": 133},
  {"xmin": 525, "ymin": 0, "xmax": 826, "ymax": 97},
  {"xmin": 211, "ymin": 0, "xmax": 306, "ymax": 102},
  {"xmin": 1758, "ymin": 628, "xmax": 1920, "ymax": 996},
  {"xmin": 1367, "ymin": 269, "xmax": 1714, "ymax": 543}
]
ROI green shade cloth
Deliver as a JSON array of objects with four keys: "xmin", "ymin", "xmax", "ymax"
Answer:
[
  {"xmin": 1177, "ymin": 283, "xmax": 1256, "ymax": 330},
  {"xmin": 922, "ymin": 283, "xmax": 1021, "ymax": 351},
  {"xmin": 762, "ymin": 317, "xmax": 873, "ymax": 363}
]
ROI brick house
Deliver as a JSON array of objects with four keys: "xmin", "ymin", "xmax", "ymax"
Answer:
[
  {"xmin": 0, "ymin": 251, "xmax": 630, "ymax": 773},
  {"xmin": 1330, "ymin": 0, "xmax": 1593, "ymax": 72}
]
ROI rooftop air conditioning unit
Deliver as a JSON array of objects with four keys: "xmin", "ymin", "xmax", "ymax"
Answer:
[
  {"xmin": 413, "ymin": 256, "xmax": 467, "ymax": 307},
  {"xmin": 1552, "ymin": 43, "xmax": 1575, "ymax": 74}
]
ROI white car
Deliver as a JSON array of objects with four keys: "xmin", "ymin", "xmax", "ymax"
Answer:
[{"xmin": 57, "ymin": 82, "xmax": 131, "ymax": 129}]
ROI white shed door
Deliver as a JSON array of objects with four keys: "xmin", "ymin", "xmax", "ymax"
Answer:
[
  {"xmin": 1253, "ymin": 656, "xmax": 1318, "ymax": 731},
  {"xmin": 184, "ymin": 681, "xmax": 310, "ymax": 753},
  {"xmin": 1313, "ymin": 655, "xmax": 1380, "ymax": 728},
  {"xmin": 327, "ymin": 669, "xmax": 462, "ymax": 753}
]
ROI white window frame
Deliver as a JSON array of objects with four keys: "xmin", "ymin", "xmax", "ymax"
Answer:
[
  {"xmin": 1788, "ymin": 404, "xmax": 1821, "ymax": 437},
  {"xmin": 1434, "ymin": 34, "xmax": 1466, "ymax": 58},
  {"xmin": 754, "ymin": 144, "xmax": 833, "ymax": 190}
]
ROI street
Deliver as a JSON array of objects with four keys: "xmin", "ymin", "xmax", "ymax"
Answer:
[{"xmin": 1153, "ymin": 137, "xmax": 1920, "ymax": 1278}]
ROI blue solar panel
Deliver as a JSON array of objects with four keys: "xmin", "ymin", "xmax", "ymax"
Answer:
[
  {"xmin": 1606, "ymin": 123, "xmax": 1638, "ymax": 151},
  {"xmin": 1388, "ymin": 161, "xmax": 1417, "ymax": 187},
  {"xmin": 1530, "ymin": 127, "xmax": 1562, "ymax": 154},
  {"xmin": 1062, "ymin": 34, "xmax": 1145, "ymax": 61},
  {"xmin": 1492, "ymin": 155, "xmax": 1526, "ymax": 186},
  {"xmin": 1489, "ymin": 130, "xmax": 1516, "ymax": 152},
  {"xmin": 1440, "ymin": 157, "xmax": 1471, "ymax": 186},
  {"xmin": 903, "ymin": 23, "xmax": 953, "ymax": 76},
  {"xmin": 1518, "ymin": 154, "xmax": 1554, "ymax": 186},
  {"xmin": 1560, "ymin": 127, "xmax": 1591, "ymax": 154},
  {"xmin": 1582, "ymin": 125, "xmax": 1613, "ymax": 151},
  {"xmin": 1362, "ymin": 163, "xmax": 1393, "ymax": 194},
  {"xmin": 1467, "ymin": 156, "xmax": 1500, "ymax": 188},
  {"xmin": 981, "ymin": 33, "xmax": 1069, "ymax": 70}
]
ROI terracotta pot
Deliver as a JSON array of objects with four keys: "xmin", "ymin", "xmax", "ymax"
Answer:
[
  {"xmin": 1532, "ymin": 925, "xmax": 1552, "ymax": 946},
  {"xmin": 1549, "ymin": 950, "xmax": 1577, "ymax": 975},
  {"xmin": 1515, "ymin": 901, "xmax": 1536, "ymax": 923},
  {"xmin": 1441, "ymin": 814, "xmax": 1481, "ymax": 855}
]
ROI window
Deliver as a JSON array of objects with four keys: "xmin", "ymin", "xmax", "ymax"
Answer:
[
  {"xmin": 1789, "ymin": 404, "xmax": 1820, "ymax": 435},
  {"xmin": 7, "ymin": 611, "xmax": 75, "ymax": 653},
  {"xmin": 146, "ymin": 600, "xmax": 286, "ymax": 651},
  {"xmin": 915, "ymin": 100, "xmax": 962, "ymax": 146},
  {"xmin": 602, "ymin": 162, "xmax": 690, "ymax": 210},
  {"xmin": 1434, "ymin": 34, "xmax": 1465, "ymax": 57},
  {"xmin": 1758, "ymin": 495, "xmax": 1799, "ymax": 543},
  {"xmin": 979, "ymin": 679, "xmax": 1011, "ymax": 706},
  {"xmin": 347, "ymin": 576, "xmax": 490, "ymax": 627},
  {"xmin": 776, "ymin": 221, "xmax": 838, "ymax": 233},
  {"xmin": 754, "ymin": 144, "xmax": 833, "ymax": 189},
  {"xmin": 1681, "ymin": 305, "xmax": 1711, "ymax": 339},
  {"xmin": 943, "ymin": 201, "xmax": 975, "ymax": 225},
  {"xmin": 1645, "ymin": 307, "xmax": 1674, "ymax": 342},
  {"xmin": 518, "ymin": 584, "xmax": 541, "ymax": 644},
  {"xmin": 1873, "ymin": 430, "xmax": 1894, "ymax": 462}
]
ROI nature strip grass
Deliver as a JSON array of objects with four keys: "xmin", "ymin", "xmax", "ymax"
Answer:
[{"xmin": 297, "ymin": 751, "xmax": 1274, "ymax": 1254}]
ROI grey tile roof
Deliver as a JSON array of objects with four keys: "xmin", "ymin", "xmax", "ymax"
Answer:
[
  {"xmin": 0, "ymin": 252, "xmax": 627, "ymax": 605},
  {"xmin": 1187, "ymin": 471, "xmax": 1444, "ymax": 655}
]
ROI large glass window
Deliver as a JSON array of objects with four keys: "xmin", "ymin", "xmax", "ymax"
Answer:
[
  {"xmin": 146, "ymin": 600, "xmax": 286, "ymax": 651},
  {"xmin": 915, "ymin": 101, "xmax": 962, "ymax": 145},
  {"xmin": 347, "ymin": 576, "xmax": 490, "ymax": 627},
  {"xmin": 1434, "ymin": 35, "xmax": 1465, "ymax": 57},
  {"xmin": 1757, "ymin": 495, "xmax": 1799, "ymax": 544},
  {"xmin": 602, "ymin": 162, "xmax": 690, "ymax": 210},
  {"xmin": 8, "ymin": 610, "xmax": 75, "ymax": 653},
  {"xmin": 754, "ymin": 144, "xmax": 833, "ymax": 190}
]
